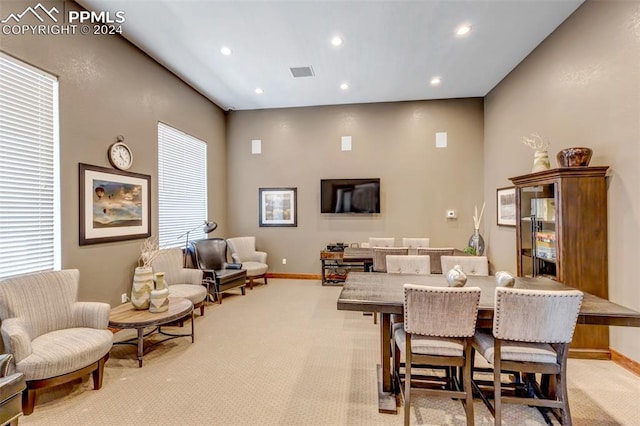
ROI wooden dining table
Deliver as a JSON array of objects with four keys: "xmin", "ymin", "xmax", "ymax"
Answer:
[{"xmin": 336, "ymin": 272, "xmax": 640, "ymax": 414}]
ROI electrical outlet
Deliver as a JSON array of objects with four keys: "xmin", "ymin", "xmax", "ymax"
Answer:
[
  {"xmin": 121, "ymin": 293, "xmax": 128, "ymax": 304},
  {"xmin": 282, "ymin": 258, "xmax": 287, "ymax": 265}
]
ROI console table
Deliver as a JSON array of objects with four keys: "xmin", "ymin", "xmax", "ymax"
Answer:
[{"xmin": 320, "ymin": 248, "xmax": 373, "ymax": 285}]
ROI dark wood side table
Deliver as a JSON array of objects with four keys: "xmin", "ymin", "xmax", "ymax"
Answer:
[{"xmin": 109, "ymin": 297, "xmax": 194, "ymax": 367}]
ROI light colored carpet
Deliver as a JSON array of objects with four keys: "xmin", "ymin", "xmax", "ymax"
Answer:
[{"xmin": 20, "ymin": 279, "xmax": 640, "ymax": 425}]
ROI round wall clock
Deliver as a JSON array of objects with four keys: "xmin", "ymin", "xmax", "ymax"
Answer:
[{"xmin": 108, "ymin": 142, "xmax": 133, "ymax": 170}]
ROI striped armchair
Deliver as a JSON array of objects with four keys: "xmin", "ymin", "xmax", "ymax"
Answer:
[{"xmin": 0, "ymin": 269, "xmax": 113, "ymax": 415}]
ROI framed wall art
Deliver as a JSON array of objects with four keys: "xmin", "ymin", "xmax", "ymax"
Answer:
[
  {"xmin": 79, "ymin": 163, "xmax": 151, "ymax": 245},
  {"xmin": 259, "ymin": 187, "xmax": 297, "ymax": 227},
  {"xmin": 496, "ymin": 186, "xmax": 516, "ymax": 227}
]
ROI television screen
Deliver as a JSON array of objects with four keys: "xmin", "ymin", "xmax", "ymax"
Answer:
[{"xmin": 321, "ymin": 178, "xmax": 380, "ymax": 213}]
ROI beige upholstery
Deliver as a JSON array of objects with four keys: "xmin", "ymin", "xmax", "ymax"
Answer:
[
  {"xmin": 0, "ymin": 270, "xmax": 113, "ymax": 415},
  {"xmin": 372, "ymin": 247, "xmax": 408, "ymax": 272},
  {"xmin": 368, "ymin": 237, "xmax": 395, "ymax": 248},
  {"xmin": 151, "ymin": 248, "xmax": 207, "ymax": 315},
  {"xmin": 416, "ymin": 247, "xmax": 455, "ymax": 274},
  {"xmin": 226, "ymin": 236, "xmax": 268, "ymax": 289},
  {"xmin": 472, "ymin": 287, "xmax": 583, "ymax": 426},
  {"xmin": 394, "ymin": 284, "xmax": 481, "ymax": 426},
  {"xmin": 441, "ymin": 255, "xmax": 489, "ymax": 276},
  {"xmin": 401, "ymin": 238, "xmax": 430, "ymax": 249},
  {"xmin": 385, "ymin": 255, "xmax": 431, "ymax": 275},
  {"xmin": 0, "ymin": 353, "xmax": 25, "ymax": 425}
]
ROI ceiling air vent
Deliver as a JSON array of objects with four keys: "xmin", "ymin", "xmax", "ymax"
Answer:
[{"xmin": 290, "ymin": 66, "xmax": 315, "ymax": 78}]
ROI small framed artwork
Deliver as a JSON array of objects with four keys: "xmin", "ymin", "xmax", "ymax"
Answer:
[
  {"xmin": 259, "ymin": 187, "xmax": 297, "ymax": 227},
  {"xmin": 79, "ymin": 163, "xmax": 151, "ymax": 245},
  {"xmin": 496, "ymin": 186, "xmax": 516, "ymax": 227}
]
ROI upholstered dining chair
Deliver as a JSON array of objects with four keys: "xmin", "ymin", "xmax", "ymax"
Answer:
[
  {"xmin": 0, "ymin": 269, "xmax": 113, "ymax": 415},
  {"xmin": 368, "ymin": 237, "xmax": 395, "ymax": 248},
  {"xmin": 226, "ymin": 236, "xmax": 268, "ymax": 289},
  {"xmin": 393, "ymin": 284, "xmax": 481, "ymax": 426},
  {"xmin": 472, "ymin": 287, "xmax": 583, "ymax": 426},
  {"xmin": 385, "ymin": 255, "xmax": 431, "ymax": 275},
  {"xmin": 401, "ymin": 237, "xmax": 430, "ymax": 249},
  {"xmin": 0, "ymin": 353, "xmax": 25, "ymax": 425},
  {"xmin": 190, "ymin": 238, "xmax": 247, "ymax": 304},
  {"xmin": 151, "ymin": 248, "xmax": 207, "ymax": 315},
  {"xmin": 416, "ymin": 247, "xmax": 455, "ymax": 274},
  {"xmin": 372, "ymin": 247, "xmax": 409, "ymax": 272},
  {"xmin": 441, "ymin": 255, "xmax": 489, "ymax": 276}
]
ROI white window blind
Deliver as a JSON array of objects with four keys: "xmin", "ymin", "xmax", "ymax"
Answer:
[
  {"xmin": 158, "ymin": 122, "xmax": 208, "ymax": 249},
  {"xmin": 0, "ymin": 52, "xmax": 60, "ymax": 279}
]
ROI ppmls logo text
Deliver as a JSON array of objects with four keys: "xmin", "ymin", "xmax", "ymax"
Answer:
[{"xmin": 2, "ymin": 2, "xmax": 125, "ymax": 36}]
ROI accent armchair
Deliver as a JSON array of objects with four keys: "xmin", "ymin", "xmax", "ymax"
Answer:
[
  {"xmin": 0, "ymin": 269, "xmax": 113, "ymax": 415},
  {"xmin": 226, "ymin": 237, "xmax": 268, "ymax": 289},
  {"xmin": 151, "ymin": 248, "xmax": 208, "ymax": 315},
  {"xmin": 0, "ymin": 354, "xmax": 25, "ymax": 425},
  {"xmin": 190, "ymin": 238, "xmax": 247, "ymax": 304}
]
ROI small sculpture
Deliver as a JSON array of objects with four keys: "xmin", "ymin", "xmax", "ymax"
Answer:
[
  {"xmin": 495, "ymin": 271, "xmax": 515, "ymax": 287},
  {"xmin": 446, "ymin": 265, "xmax": 467, "ymax": 287}
]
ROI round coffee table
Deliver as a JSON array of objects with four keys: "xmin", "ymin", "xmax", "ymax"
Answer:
[{"xmin": 109, "ymin": 297, "xmax": 194, "ymax": 367}]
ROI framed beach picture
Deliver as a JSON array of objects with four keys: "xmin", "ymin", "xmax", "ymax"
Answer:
[
  {"xmin": 496, "ymin": 186, "xmax": 516, "ymax": 227},
  {"xmin": 79, "ymin": 163, "xmax": 151, "ymax": 245},
  {"xmin": 259, "ymin": 187, "xmax": 297, "ymax": 227}
]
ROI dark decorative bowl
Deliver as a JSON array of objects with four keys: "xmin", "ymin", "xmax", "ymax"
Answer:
[{"xmin": 556, "ymin": 147, "xmax": 593, "ymax": 167}]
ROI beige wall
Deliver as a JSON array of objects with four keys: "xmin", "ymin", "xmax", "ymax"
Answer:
[
  {"xmin": 484, "ymin": 0, "xmax": 640, "ymax": 361},
  {"xmin": 226, "ymin": 99, "xmax": 484, "ymax": 274},
  {"xmin": 0, "ymin": 1, "xmax": 226, "ymax": 306}
]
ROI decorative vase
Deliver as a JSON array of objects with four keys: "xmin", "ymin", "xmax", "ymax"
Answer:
[
  {"xmin": 131, "ymin": 266, "xmax": 154, "ymax": 310},
  {"xmin": 446, "ymin": 265, "xmax": 467, "ymax": 287},
  {"xmin": 468, "ymin": 229, "xmax": 485, "ymax": 256},
  {"xmin": 149, "ymin": 272, "xmax": 170, "ymax": 313},
  {"xmin": 532, "ymin": 150, "xmax": 551, "ymax": 173},
  {"xmin": 556, "ymin": 147, "xmax": 593, "ymax": 167}
]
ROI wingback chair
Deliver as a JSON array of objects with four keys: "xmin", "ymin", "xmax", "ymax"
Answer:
[
  {"xmin": 150, "ymin": 248, "xmax": 207, "ymax": 315},
  {"xmin": 0, "ymin": 269, "xmax": 113, "ymax": 415},
  {"xmin": 226, "ymin": 237, "xmax": 268, "ymax": 290},
  {"xmin": 190, "ymin": 239, "xmax": 247, "ymax": 304}
]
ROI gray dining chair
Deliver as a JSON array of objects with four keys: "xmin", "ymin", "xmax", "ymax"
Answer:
[
  {"xmin": 473, "ymin": 287, "xmax": 583, "ymax": 426},
  {"xmin": 394, "ymin": 284, "xmax": 481, "ymax": 426},
  {"xmin": 368, "ymin": 237, "xmax": 395, "ymax": 248},
  {"xmin": 401, "ymin": 237, "xmax": 430, "ymax": 249},
  {"xmin": 416, "ymin": 247, "xmax": 455, "ymax": 274},
  {"xmin": 385, "ymin": 255, "xmax": 431, "ymax": 275},
  {"xmin": 372, "ymin": 247, "xmax": 409, "ymax": 272}
]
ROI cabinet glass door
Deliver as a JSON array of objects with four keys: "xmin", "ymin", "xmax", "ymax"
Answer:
[{"xmin": 519, "ymin": 184, "xmax": 557, "ymax": 278}]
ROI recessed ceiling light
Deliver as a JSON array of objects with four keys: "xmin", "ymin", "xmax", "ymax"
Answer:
[
  {"xmin": 331, "ymin": 36, "xmax": 343, "ymax": 47},
  {"xmin": 456, "ymin": 24, "xmax": 472, "ymax": 36},
  {"xmin": 430, "ymin": 77, "xmax": 441, "ymax": 86},
  {"xmin": 340, "ymin": 83, "xmax": 349, "ymax": 90},
  {"xmin": 255, "ymin": 88, "xmax": 264, "ymax": 94},
  {"xmin": 220, "ymin": 46, "xmax": 232, "ymax": 55}
]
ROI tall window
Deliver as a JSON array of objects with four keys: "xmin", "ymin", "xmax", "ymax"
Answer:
[
  {"xmin": 157, "ymin": 122, "xmax": 208, "ymax": 249},
  {"xmin": 0, "ymin": 52, "xmax": 60, "ymax": 279}
]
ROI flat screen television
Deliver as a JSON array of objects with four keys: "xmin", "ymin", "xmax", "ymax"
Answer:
[{"xmin": 321, "ymin": 178, "xmax": 380, "ymax": 214}]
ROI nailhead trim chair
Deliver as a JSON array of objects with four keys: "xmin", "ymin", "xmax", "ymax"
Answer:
[
  {"xmin": 151, "ymin": 248, "xmax": 207, "ymax": 315},
  {"xmin": 394, "ymin": 284, "xmax": 481, "ymax": 426},
  {"xmin": 401, "ymin": 237, "xmax": 430, "ymax": 249},
  {"xmin": 372, "ymin": 247, "xmax": 409, "ymax": 272},
  {"xmin": 441, "ymin": 255, "xmax": 489, "ymax": 276},
  {"xmin": 385, "ymin": 255, "xmax": 431, "ymax": 275},
  {"xmin": 0, "ymin": 269, "xmax": 113, "ymax": 415},
  {"xmin": 472, "ymin": 287, "xmax": 583, "ymax": 425},
  {"xmin": 190, "ymin": 238, "xmax": 247, "ymax": 304},
  {"xmin": 416, "ymin": 247, "xmax": 455, "ymax": 274}
]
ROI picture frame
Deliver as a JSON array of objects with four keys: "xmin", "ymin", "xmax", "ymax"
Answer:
[
  {"xmin": 79, "ymin": 163, "xmax": 151, "ymax": 245},
  {"xmin": 496, "ymin": 186, "xmax": 516, "ymax": 227},
  {"xmin": 259, "ymin": 187, "xmax": 297, "ymax": 227}
]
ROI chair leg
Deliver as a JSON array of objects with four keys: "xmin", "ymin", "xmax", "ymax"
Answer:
[
  {"xmin": 22, "ymin": 386, "xmax": 36, "ymax": 416},
  {"xmin": 248, "ymin": 277, "xmax": 254, "ymax": 290},
  {"xmin": 556, "ymin": 345, "xmax": 572, "ymax": 426},
  {"xmin": 263, "ymin": 275, "xmax": 268, "ymax": 285},
  {"xmin": 493, "ymin": 340, "xmax": 502, "ymax": 426},
  {"xmin": 92, "ymin": 356, "xmax": 106, "ymax": 390},
  {"xmin": 404, "ymin": 335, "xmax": 412, "ymax": 426},
  {"xmin": 463, "ymin": 341, "xmax": 475, "ymax": 426}
]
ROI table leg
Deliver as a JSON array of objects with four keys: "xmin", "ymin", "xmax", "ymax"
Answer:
[
  {"xmin": 377, "ymin": 312, "xmax": 397, "ymax": 414},
  {"xmin": 137, "ymin": 327, "xmax": 144, "ymax": 368},
  {"xmin": 190, "ymin": 311, "xmax": 194, "ymax": 343}
]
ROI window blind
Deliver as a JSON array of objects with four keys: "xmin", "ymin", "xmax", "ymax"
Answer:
[
  {"xmin": 157, "ymin": 122, "xmax": 208, "ymax": 249},
  {"xmin": 0, "ymin": 52, "xmax": 60, "ymax": 279}
]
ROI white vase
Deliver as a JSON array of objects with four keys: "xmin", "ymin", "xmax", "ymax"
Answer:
[
  {"xmin": 149, "ymin": 272, "xmax": 170, "ymax": 313},
  {"xmin": 532, "ymin": 150, "xmax": 551, "ymax": 173},
  {"xmin": 131, "ymin": 266, "xmax": 153, "ymax": 309}
]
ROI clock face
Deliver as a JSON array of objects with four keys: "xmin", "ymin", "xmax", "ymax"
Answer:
[{"xmin": 108, "ymin": 142, "xmax": 133, "ymax": 170}]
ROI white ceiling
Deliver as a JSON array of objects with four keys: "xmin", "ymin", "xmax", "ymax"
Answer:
[{"xmin": 77, "ymin": 0, "xmax": 584, "ymax": 111}]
